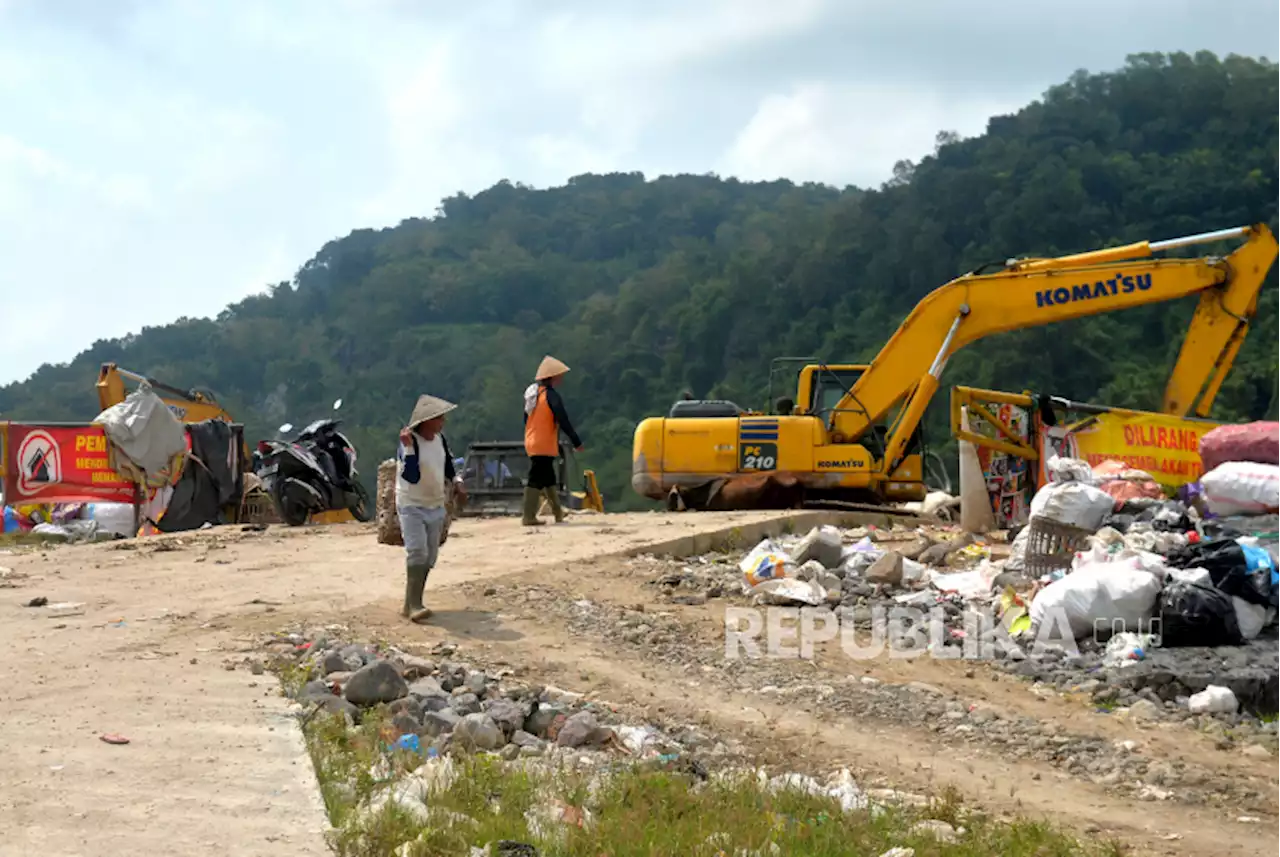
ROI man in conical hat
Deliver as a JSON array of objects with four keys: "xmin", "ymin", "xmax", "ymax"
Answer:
[
  {"xmin": 395, "ymin": 393, "xmax": 466, "ymax": 622},
  {"xmin": 521, "ymin": 355, "xmax": 582, "ymax": 525}
]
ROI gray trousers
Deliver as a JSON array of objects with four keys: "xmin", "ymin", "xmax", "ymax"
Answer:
[{"xmin": 397, "ymin": 504, "xmax": 446, "ymax": 568}]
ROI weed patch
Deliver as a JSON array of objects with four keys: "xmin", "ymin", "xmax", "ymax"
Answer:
[{"xmin": 294, "ymin": 705, "xmax": 1119, "ymax": 857}]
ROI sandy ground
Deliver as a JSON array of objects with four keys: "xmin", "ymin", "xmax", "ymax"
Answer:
[
  {"xmin": 0, "ymin": 510, "xmax": 785, "ymax": 857},
  {"xmin": 1, "ymin": 510, "xmax": 1275, "ymax": 857}
]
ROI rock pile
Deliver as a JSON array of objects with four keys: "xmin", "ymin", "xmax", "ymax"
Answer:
[{"xmin": 269, "ymin": 629, "xmax": 738, "ymax": 772}]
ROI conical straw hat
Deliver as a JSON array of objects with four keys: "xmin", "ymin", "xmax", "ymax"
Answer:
[
  {"xmin": 535, "ymin": 355, "xmax": 569, "ymax": 381},
  {"xmin": 407, "ymin": 394, "xmax": 456, "ymax": 427}
]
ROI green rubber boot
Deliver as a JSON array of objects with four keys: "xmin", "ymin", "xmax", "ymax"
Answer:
[
  {"xmin": 403, "ymin": 563, "xmax": 431, "ymax": 622},
  {"xmin": 542, "ymin": 487, "xmax": 566, "ymax": 523},
  {"xmin": 521, "ymin": 487, "xmax": 545, "ymax": 526}
]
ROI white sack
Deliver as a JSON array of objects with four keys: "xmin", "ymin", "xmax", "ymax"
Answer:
[
  {"xmin": 1029, "ymin": 556, "xmax": 1164, "ymax": 639},
  {"xmin": 1047, "ymin": 455, "xmax": 1095, "ymax": 484},
  {"xmin": 1029, "ymin": 480, "xmax": 1116, "ymax": 531},
  {"xmin": 85, "ymin": 502, "xmax": 135, "ymax": 538},
  {"xmin": 1188, "ymin": 685, "xmax": 1238, "ymax": 715},
  {"xmin": 1201, "ymin": 461, "xmax": 1280, "ymax": 517}
]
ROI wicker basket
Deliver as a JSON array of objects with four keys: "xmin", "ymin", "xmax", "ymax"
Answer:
[
  {"xmin": 1024, "ymin": 516, "xmax": 1092, "ymax": 576},
  {"xmin": 240, "ymin": 487, "xmax": 281, "ymax": 526},
  {"xmin": 375, "ymin": 458, "xmax": 454, "ymax": 547}
]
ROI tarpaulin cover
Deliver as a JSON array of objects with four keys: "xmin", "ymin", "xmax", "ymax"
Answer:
[
  {"xmin": 153, "ymin": 420, "xmax": 243, "ymax": 533},
  {"xmin": 94, "ymin": 382, "xmax": 187, "ymax": 478},
  {"xmin": 1199, "ymin": 421, "xmax": 1279, "ymax": 473}
]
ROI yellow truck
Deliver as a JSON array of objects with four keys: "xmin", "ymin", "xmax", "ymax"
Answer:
[{"xmin": 632, "ymin": 223, "xmax": 1278, "ymax": 510}]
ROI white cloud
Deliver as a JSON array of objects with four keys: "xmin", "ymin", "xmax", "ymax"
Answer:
[
  {"xmin": 718, "ymin": 83, "xmax": 1029, "ymax": 188},
  {"xmin": 0, "ymin": 133, "xmax": 155, "ymax": 213}
]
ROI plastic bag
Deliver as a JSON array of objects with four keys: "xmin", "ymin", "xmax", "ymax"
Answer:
[
  {"xmin": 86, "ymin": 502, "xmax": 137, "ymax": 538},
  {"xmin": 1188, "ymin": 685, "xmax": 1239, "ymax": 715},
  {"xmin": 1047, "ymin": 455, "xmax": 1095, "ymax": 484},
  {"xmin": 1030, "ymin": 481, "xmax": 1115, "ymax": 530},
  {"xmin": 750, "ymin": 577, "xmax": 827, "ymax": 606},
  {"xmin": 1103, "ymin": 631, "xmax": 1156, "ymax": 667},
  {"xmin": 841, "ymin": 549, "xmax": 884, "ymax": 578},
  {"xmin": 1165, "ymin": 566, "xmax": 1211, "ymax": 588},
  {"xmin": 1200, "ymin": 461, "xmax": 1280, "ymax": 517},
  {"xmin": 1167, "ymin": 538, "xmax": 1271, "ymax": 606},
  {"xmin": 1199, "ymin": 421, "xmax": 1279, "ymax": 473},
  {"xmin": 1121, "ymin": 523, "xmax": 1187, "ymax": 556},
  {"xmin": 1004, "ymin": 526, "xmax": 1030, "ymax": 573},
  {"xmin": 1029, "ymin": 557, "xmax": 1164, "ymax": 639},
  {"xmin": 740, "ymin": 539, "xmax": 794, "ymax": 587},
  {"xmin": 1231, "ymin": 596, "xmax": 1269, "ymax": 640},
  {"xmin": 1149, "ymin": 501, "xmax": 1195, "ymax": 533},
  {"xmin": 1157, "ymin": 579, "xmax": 1243, "ymax": 647}
]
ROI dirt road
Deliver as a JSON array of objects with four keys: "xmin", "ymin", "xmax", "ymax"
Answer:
[
  {"xmin": 1, "ymin": 511, "xmax": 1274, "ymax": 857},
  {"xmin": 0, "ymin": 510, "xmax": 787, "ymax": 856}
]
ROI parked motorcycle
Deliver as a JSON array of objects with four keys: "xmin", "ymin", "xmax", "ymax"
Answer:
[{"xmin": 252, "ymin": 399, "xmax": 371, "ymax": 526}]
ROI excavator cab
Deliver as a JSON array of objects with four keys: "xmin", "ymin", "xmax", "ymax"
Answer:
[{"xmin": 632, "ymin": 358, "xmax": 932, "ymax": 507}]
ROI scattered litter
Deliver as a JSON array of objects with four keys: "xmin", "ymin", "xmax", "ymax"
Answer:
[
  {"xmin": 99, "ymin": 733, "xmax": 130, "ymax": 745},
  {"xmin": 749, "ymin": 577, "xmax": 827, "ymax": 606},
  {"xmin": 740, "ymin": 539, "xmax": 794, "ymax": 586},
  {"xmin": 1103, "ymin": 632, "xmax": 1155, "ymax": 668},
  {"xmin": 393, "ymin": 734, "xmax": 422, "ymax": 754},
  {"xmin": 1188, "ymin": 685, "xmax": 1239, "ymax": 715},
  {"xmin": 929, "ymin": 565, "xmax": 997, "ymax": 599}
]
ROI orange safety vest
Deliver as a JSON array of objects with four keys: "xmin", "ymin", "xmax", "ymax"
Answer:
[{"xmin": 524, "ymin": 386, "xmax": 559, "ymax": 456}]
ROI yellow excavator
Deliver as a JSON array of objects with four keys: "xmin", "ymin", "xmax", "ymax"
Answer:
[
  {"xmin": 96, "ymin": 362, "xmax": 252, "ymax": 468},
  {"xmin": 96, "ymin": 363, "xmax": 237, "ymax": 423},
  {"xmin": 632, "ymin": 223, "xmax": 1279, "ymax": 510}
]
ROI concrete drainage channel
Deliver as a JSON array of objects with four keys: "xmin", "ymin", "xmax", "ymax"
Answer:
[{"xmin": 624, "ymin": 509, "xmax": 928, "ymax": 561}]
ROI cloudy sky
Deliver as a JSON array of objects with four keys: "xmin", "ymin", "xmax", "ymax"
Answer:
[{"xmin": 0, "ymin": 0, "xmax": 1275, "ymax": 385}]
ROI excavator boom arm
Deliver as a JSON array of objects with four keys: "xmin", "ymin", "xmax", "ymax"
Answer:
[{"xmin": 832, "ymin": 224, "xmax": 1277, "ymax": 471}]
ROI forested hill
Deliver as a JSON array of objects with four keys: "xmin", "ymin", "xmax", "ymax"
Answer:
[{"xmin": 2, "ymin": 51, "xmax": 1277, "ymax": 509}]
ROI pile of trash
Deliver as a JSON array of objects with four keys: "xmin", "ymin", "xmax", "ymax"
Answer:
[
  {"xmin": 715, "ymin": 420, "xmax": 1279, "ymax": 715},
  {"xmin": 735, "ymin": 523, "xmax": 995, "ymax": 611},
  {"xmin": 1, "ymin": 496, "xmax": 133, "ymax": 542},
  {"xmin": 993, "ymin": 422, "xmax": 1277, "ymax": 714},
  {"xmin": 1014, "ymin": 424, "xmax": 1276, "ymax": 636}
]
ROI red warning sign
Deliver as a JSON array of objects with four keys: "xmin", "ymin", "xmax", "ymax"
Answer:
[{"xmin": 3, "ymin": 424, "xmax": 136, "ymax": 504}]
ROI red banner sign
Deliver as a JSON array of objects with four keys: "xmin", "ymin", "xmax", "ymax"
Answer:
[{"xmin": 3, "ymin": 424, "xmax": 137, "ymax": 504}]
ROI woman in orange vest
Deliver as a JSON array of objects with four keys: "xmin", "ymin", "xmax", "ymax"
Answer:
[{"xmin": 522, "ymin": 355, "xmax": 583, "ymax": 525}]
